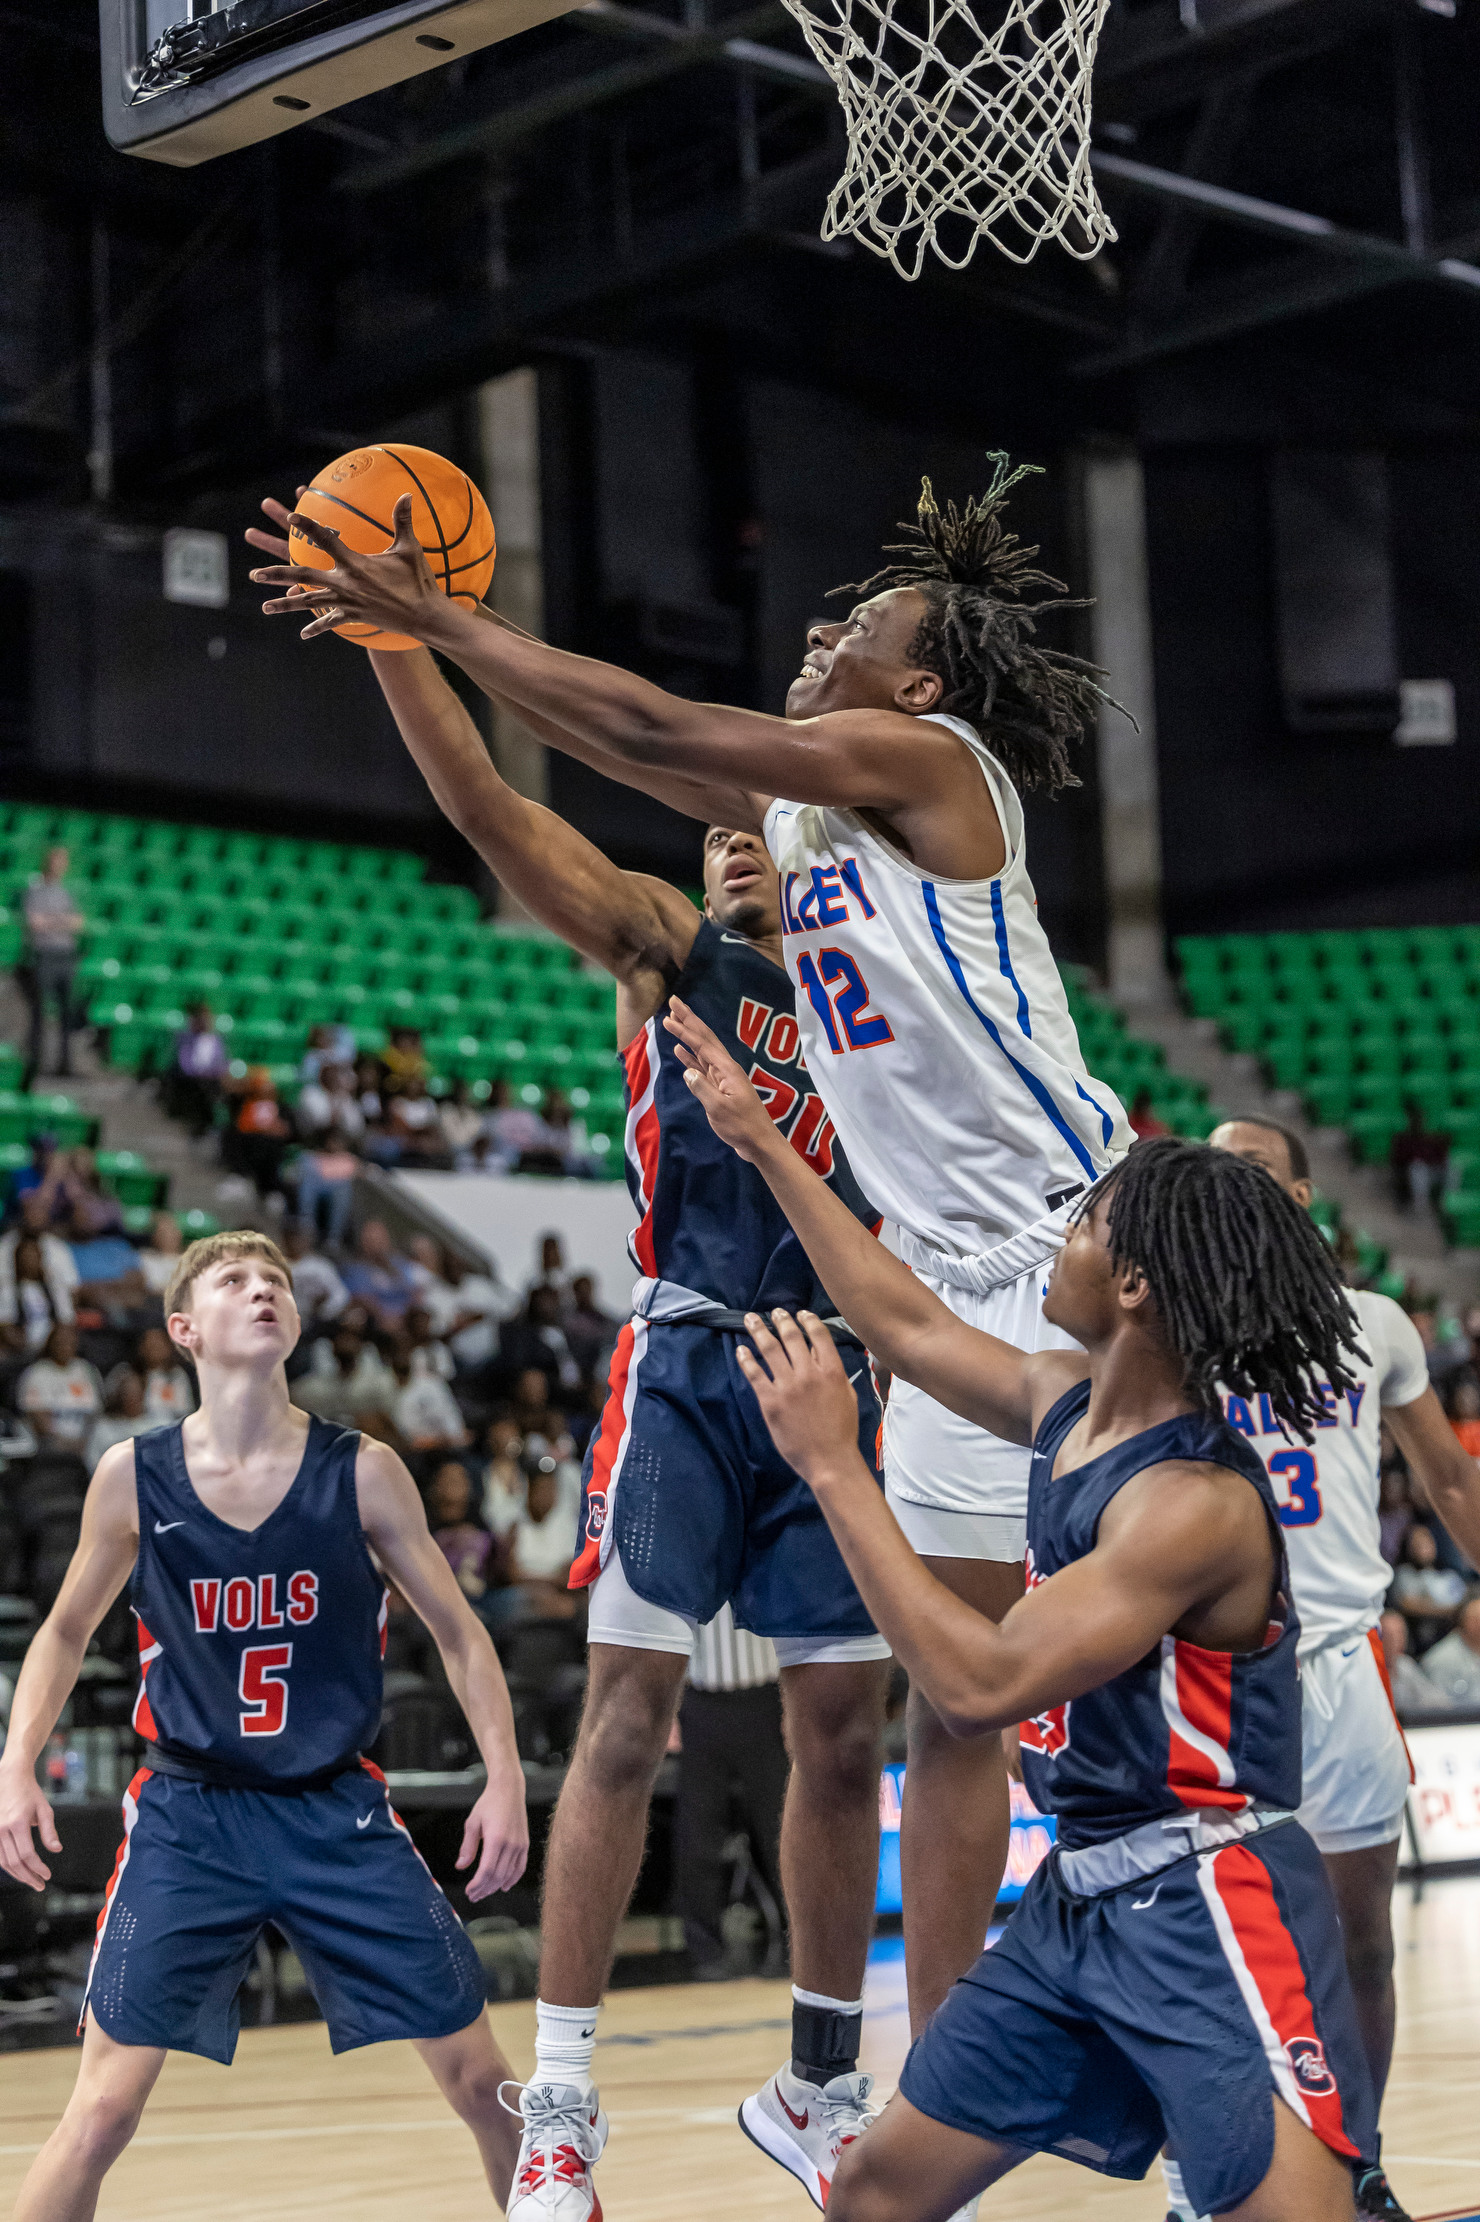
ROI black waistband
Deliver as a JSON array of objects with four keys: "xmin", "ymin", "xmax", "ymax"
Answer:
[
  {"xmin": 648, "ymin": 1306, "xmax": 858, "ymax": 1343},
  {"xmin": 146, "ymin": 1745, "xmax": 363, "ymax": 1796}
]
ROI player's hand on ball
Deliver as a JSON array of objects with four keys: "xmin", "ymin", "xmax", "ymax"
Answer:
[
  {"xmin": 249, "ymin": 492, "xmax": 443, "ymax": 643},
  {"xmin": 0, "ymin": 1770, "xmax": 62, "ymax": 1892},
  {"xmin": 457, "ymin": 1760, "xmax": 530, "ymax": 1902},
  {"xmin": 665, "ymin": 997, "xmax": 776, "ymax": 1162},
  {"xmin": 736, "ymin": 1310, "xmax": 862, "ymax": 1490}
]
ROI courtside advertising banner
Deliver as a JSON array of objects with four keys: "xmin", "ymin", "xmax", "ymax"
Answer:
[
  {"xmin": 1406, "ymin": 1718, "xmax": 1480, "ymax": 1866},
  {"xmin": 876, "ymin": 1767, "xmax": 1055, "ymax": 1915}
]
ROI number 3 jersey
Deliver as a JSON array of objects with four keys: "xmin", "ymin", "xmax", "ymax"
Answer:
[
  {"xmin": 763, "ymin": 715, "xmax": 1131, "ymax": 1270},
  {"xmin": 129, "ymin": 1416, "xmax": 387, "ymax": 1790},
  {"xmin": 1218, "ymin": 1288, "xmax": 1429, "ymax": 1659}
]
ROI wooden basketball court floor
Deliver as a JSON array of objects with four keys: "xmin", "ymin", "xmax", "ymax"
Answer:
[{"xmin": 2, "ymin": 1878, "xmax": 1477, "ymax": 2222}]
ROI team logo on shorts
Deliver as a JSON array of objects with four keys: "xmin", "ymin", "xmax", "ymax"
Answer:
[
  {"xmin": 585, "ymin": 1490, "xmax": 607, "ymax": 1542},
  {"xmin": 1284, "ymin": 2036, "xmax": 1336, "ymax": 2096}
]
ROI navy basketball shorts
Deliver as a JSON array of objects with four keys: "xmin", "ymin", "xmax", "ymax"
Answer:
[
  {"xmin": 82, "ymin": 1762, "xmax": 487, "ymax": 2063},
  {"xmin": 899, "ymin": 1818, "xmax": 1377, "ymax": 2218},
  {"xmin": 572, "ymin": 1317, "xmax": 886, "ymax": 1649}
]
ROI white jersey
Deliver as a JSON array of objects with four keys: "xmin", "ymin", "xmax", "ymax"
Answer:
[
  {"xmin": 762, "ymin": 715, "xmax": 1131, "ymax": 1269},
  {"xmin": 1218, "ymin": 1289, "xmax": 1429, "ymax": 1658}
]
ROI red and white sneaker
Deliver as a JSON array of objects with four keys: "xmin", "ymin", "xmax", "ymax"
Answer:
[
  {"xmin": 739, "ymin": 2061, "xmax": 877, "ymax": 2209},
  {"xmin": 503, "ymin": 2080, "xmax": 608, "ymax": 2222}
]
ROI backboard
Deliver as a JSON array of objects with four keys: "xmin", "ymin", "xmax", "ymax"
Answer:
[{"xmin": 101, "ymin": 0, "xmax": 576, "ymax": 164}]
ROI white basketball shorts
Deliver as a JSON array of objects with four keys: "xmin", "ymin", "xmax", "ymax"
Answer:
[
  {"xmin": 1297, "ymin": 1628, "xmax": 1412, "ymax": 1855},
  {"xmin": 882, "ymin": 1256, "xmax": 1079, "ymax": 1563}
]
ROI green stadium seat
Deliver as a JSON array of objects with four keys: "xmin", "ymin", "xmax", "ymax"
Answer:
[
  {"xmin": 96, "ymin": 1151, "xmax": 168, "ymax": 1209},
  {"xmin": 1346, "ymin": 1111, "xmax": 1404, "ymax": 1165}
]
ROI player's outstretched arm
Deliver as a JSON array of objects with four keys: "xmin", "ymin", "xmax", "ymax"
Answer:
[
  {"xmin": 667, "ymin": 996, "xmax": 1065, "ymax": 1444},
  {"xmin": 249, "ymin": 497, "xmax": 977, "ymax": 818},
  {"xmin": 738, "ymin": 1313, "xmax": 1269, "ymax": 1737},
  {"xmin": 0, "ymin": 1446, "xmax": 140, "ymax": 1889},
  {"xmin": 355, "ymin": 1438, "xmax": 529, "ymax": 1900},
  {"xmin": 247, "ymin": 496, "xmax": 761, "ymax": 835},
  {"xmin": 1384, "ymin": 1385, "xmax": 1480, "ymax": 1571}
]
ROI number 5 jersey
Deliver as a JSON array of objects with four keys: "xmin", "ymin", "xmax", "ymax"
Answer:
[{"xmin": 129, "ymin": 1415, "xmax": 386, "ymax": 1790}]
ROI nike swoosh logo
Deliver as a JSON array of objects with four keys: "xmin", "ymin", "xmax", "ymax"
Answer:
[
  {"xmin": 154, "ymin": 1520, "xmax": 185, "ymax": 1534},
  {"xmin": 775, "ymin": 2083, "xmax": 809, "ymax": 2133},
  {"xmin": 1340, "ymin": 1643, "xmax": 1360, "ymax": 1658},
  {"xmin": 356, "ymin": 1812, "xmax": 373, "ymax": 1829},
  {"xmin": 1131, "ymin": 1885, "xmax": 1161, "ymax": 1910},
  {"xmin": 846, "ymin": 1368, "xmax": 863, "ymax": 1385}
]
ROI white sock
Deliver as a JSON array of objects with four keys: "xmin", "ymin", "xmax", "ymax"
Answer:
[
  {"xmin": 534, "ymin": 1999, "xmax": 600, "ymax": 2093},
  {"xmin": 791, "ymin": 1985, "xmax": 866, "ymax": 2013},
  {"xmin": 1160, "ymin": 2156, "xmax": 1206, "ymax": 2222}
]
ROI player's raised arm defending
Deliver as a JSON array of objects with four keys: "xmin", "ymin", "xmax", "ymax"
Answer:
[
  {"xmin": 0, "ymin": 1443, "xmax": 140, "ymax": 1889},
  {"xmin": 664, "ymin": 996, "xmax": 1057, "ymax": 1446},
  {"xmin": 354, "ymin": 1438, "xmax": 528, "ymax": 1898}
]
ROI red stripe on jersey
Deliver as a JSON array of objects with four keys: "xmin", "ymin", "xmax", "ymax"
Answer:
[
  {"xmin": 622, "ymin": 1026, "xmax": 661, "ymax": 1278},
  {"xmin": 132, "ymin": 1618, "xmax": 162, "ymax": 1742},
  {"xmin": 1204, "ymin": 1842, "xmax": 1360, "ymax": 2160},
  {"xmin": 1163, "ymin": 1639, "xmax": 1244, "ymax": 1810},
  {"xmin": 569, "ymin": 1322, "xmax": 638, "ymax": 1590},
  {"xmin": 1367, "ymin": 1626, "xmax": 1414, "ymax": 1784}
]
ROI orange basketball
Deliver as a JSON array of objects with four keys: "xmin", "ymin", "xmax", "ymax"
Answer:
[{"xmin": 288, "ymin": 442, "xmax": 496, "ymax": 650}]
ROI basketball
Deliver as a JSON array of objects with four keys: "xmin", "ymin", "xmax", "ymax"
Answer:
[{"xmin": 288, "ymin": 443, "xmax": 496, "ymax": 649}]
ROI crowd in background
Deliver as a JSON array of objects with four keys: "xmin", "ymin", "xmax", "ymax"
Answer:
[
  {"xmin": 0, "ymin": 1161, "xmax": 623, "ymax": 1651},
  {"xmin": 166, "ymin": 1007, "xmax": 602, "ymax": 1209}
]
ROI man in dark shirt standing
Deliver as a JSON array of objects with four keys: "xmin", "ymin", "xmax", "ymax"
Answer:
[{"xmin": 22, "ymin": 849, "xmax": 83, "ymax": 1082}]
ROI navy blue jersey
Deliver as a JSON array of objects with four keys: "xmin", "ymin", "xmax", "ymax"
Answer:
[
  {"xmin": 129, "ymin": 1417, "xmax": 387, "ymax": 1791},
  {"xmin": 621, "ymin": 917, "xmax": 880, "ymax": 1311},
  {"xmin": 1019, "ymin": 1383, "xmax": 1303, "ymax": 1848}
]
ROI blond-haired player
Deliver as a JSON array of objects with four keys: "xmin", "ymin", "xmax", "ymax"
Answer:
[{"xmin": 0, "ymin": 1231, "xmax": 529, "ymax": 2220}]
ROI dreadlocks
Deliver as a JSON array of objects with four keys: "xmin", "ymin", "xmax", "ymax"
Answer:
[
  {"xmin": 1086, "ymin": 1136, "xmax": 1365, "ymax": 1443},
  {"xmin": 836, "ymin": 452, "xmax": 1124, "ymax": 795}
]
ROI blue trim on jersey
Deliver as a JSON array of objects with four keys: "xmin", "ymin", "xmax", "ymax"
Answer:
[
  {"xmin": 990, "ymin": 881, "xmax": 1032, "ymax": 1038},
  {"xmin": 922, "ymin": 882, "xmax": 1099, "ymax": 1183},
  {"xmin": 1075, "ymin": 1077, "xmax": 1117, "ymax": 1149}
]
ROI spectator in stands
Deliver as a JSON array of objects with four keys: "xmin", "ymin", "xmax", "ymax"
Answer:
[
  {"xmin": 1126, "ymin": 1087, "xmax": 1171, "ymax": 1143},
  {"xmin": 136, "ymin": 1212, "xmax": 183, "ymax": 1300},
  {"xmin": 385, "ymin": 1074, "xmax": 450, "ymax": 1169},
  {"xmin": 1390, "ymin": 1521, "xmax": 1467, "ymax": 1651},
  {"xmin": 486, "ymin": 1079, "xmax": 547, "ymax": 1172},
  {"xmin": 22, "ymin": 847, "xmax": 83, "ymax": 1081},
  {"xmin": 84, "ymin": 1370, "xmax": 150, "ymax": 1475},
  {"xmin": 408, "ymin": 1237, "xmax": 512, "ymax": 1375},
  {"xmin": 388, "ymin": 1336, "xmax": 471, "ymax": 1455},
  {"xmin": 134, "ymin": 1326, "xmax": 195, "ymax": 1424},
  {"xmin": 565, "ymin": 1274, "xmax": 619, "ymax": 1382},
  {"xmin": 168, "ymin": 1003, "xmax": 229, "ymax": 1136},
  {"xmin": 4, "ymin": 1133, "xmax": 57, "ymax": 1224},
  {"xmin": 224, "ymin": 1068, "xmax": 292, "ymax": 1200},
  {"xmin": 1417, "ymin": 1594, "xmax": 1480, "ymax": 1707},
  {"xmin": 403, "ymin": 1304, "xmax": 455, "ymax": 1383},
  {"xmin": 428, "ymin": 1460, "xmax": 498, "ymax": 1599},
  {"xmin": 509, "ymin": 1365, "xmax": 565, "ymax": 1447},
  {"xmin": 541, "ymin": 1091, "xmax": 599, "ymax": 1178},
  {"xmin": 382, "ymin": 1025, "xmax": 428, "ymax": 1086},
  {"xmin": 1447, "ymin": 1372, "xmax": 1480, "ymax": 1459},
  {"xmin": 295, "ymin": 1062, "xmax": 363, "ymax": 1147},
  {"xmin": 291, "ymin": 1321, "xmax": 395, "ymax": 1430},
  {"xmin": 354, "ymin": 1054, "xmax": 385, "ymax": 1126},
  {"xmin": 294, "ymin": 1126, "xmax": 359, "ymax": 1248},
  {"xmin": 300, "ymin": 1020, "xmax": 358, "ymax": 1083},
  {"xmin": 500, "ymin": 1284, "xmax": 581, "ymax": 1400},
  {"xmin": 280, "ymin": 1220, "xmax": 348, "ymax": 1331},
  {"xmin": 341, "ymin": 1219, "xmax": 418, "ymax": 1329},
  {"xmin": 482, "ymin": 1415, "xmax": 527, "ymax": 1539},
  {"xmin": 53, "ymin": 1149, "xmax": 125, "ymax": 1244},
  {"xmin": 505, "ymin": 1457, "xmax": 578, "ymax": 1615},
  {"xmin": 438, "ymin": 1080, "xmax": 484, "ymax": 1160},
  {"xmin": 0, "ymin": 1231, "xmax": 76, "ymax": 1360},
  {"xmin": 16, "ymin": 1324, "xmax": 103, "ymax": 1449},
  {"xmin": 1380, "ymin": 1607, "xmax": 1447, "ymax": 1714},
  {"xmin": 1392, "ymin": 1102, "xmax": 1450, "ymax": 1213}
]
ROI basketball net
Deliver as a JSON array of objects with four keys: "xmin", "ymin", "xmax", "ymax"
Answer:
[{"xmin": 782, "ymin": 0, "xmax": 1117, "ymax": 278}]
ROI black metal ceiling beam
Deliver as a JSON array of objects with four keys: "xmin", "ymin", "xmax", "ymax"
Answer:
[
  {"xmin": 333, "ymin": 0, "xmax": 794, "ymax": 190},
  {"xmin": 1076, "ymin": 151, "xmax": 1480, "ymax": 374},
  {"xmin": 1093, "ymin": 0, "xmax": 1395, "ymax": 123}
]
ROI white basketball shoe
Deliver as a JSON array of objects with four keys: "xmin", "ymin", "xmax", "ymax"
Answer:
[
  {"xmin": 739, "ymin": 2060, "xmax": 877, "ymax": 2208},
  {"xmin": 504, "ymin": 2080, "xmax": 608, "ymax": 2222}
]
